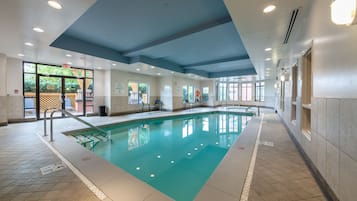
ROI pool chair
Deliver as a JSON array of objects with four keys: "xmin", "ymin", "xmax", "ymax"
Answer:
[{"xmin": 65, "ymin": 98, "xmax": 74, "ymax": 111}]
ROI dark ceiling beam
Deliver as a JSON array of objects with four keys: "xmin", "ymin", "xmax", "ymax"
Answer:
[
  {"xmin": 183, "ymin": 55, "xmax": 250, "ymax": 69},
  {"xmin": 50, "ymin": 34, "xmax": 129, "ymax": 64},
  {"xmin": 209, "ymin": 68, "xmax": 257, "ymax": 78},
  {"xmin": 123, "ymin": 16, "xmax": 232, "ymax": 56}
]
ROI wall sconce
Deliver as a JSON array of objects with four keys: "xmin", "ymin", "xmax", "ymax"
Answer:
[{"xmin": 331, "ymin": 0, "xmax": 357, "ymax": 25}]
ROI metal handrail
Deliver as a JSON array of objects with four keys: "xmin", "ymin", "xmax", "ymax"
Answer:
[
  {"xmin": 43, "ymin": 107, "xmax": 57, "ymax": 136},
  {"xmin": 49, "ymin": 109, "xmax": 108, "ymax": 142}
]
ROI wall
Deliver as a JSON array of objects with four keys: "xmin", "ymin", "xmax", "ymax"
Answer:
[
  {"xmin": 0, "ymin": 54, "xmax": 7, "ymax": 125},
  {"xmin": 276, "ymin": 0, "xmax": 357, "ymax": 200},
  {"xmin": 159, "ymin": 76, "xmax": 173, "ymax": 111},
  {"xmin": 93, "ymin": 70, "xmax": 105, "ymax": 114},
  {"xmin": 172, "ymin": 76, "xmax": 200, "ymax": 110},
  {"xmin": 6, "ymin": 58, "xmax": 23, "ymax": 120},
  {"xmin": 105, "ymin": 68, "xmax": 159, "ymax": 115}
]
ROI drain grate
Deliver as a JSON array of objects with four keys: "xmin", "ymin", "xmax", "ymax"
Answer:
[{"xmin": 40, "ymin": 161, "xmax": 67, "ymax": 175}]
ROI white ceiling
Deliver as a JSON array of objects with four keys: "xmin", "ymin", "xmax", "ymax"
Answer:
[
  {"xmin": 0, "ymin": 0, "xmax": 307, "ymax": 81},
  {"xmin": 224, "ymin": 0, "xmax": 311, "ymax": 81}
]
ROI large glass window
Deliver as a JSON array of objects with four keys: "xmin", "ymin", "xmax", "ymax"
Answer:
[
  {"xmin": 228, "ymin": 83, "xmax": 239, "ymax": 101},
  {"xmin": 255, "ymin": 81, "xmax": 265, "ymax": 102},
  {"xmin": 23, "ymin": 62, "xmax": 94, "ymax": 118},
  {"xmin": 128, "ymin": 82, "xmax": 149, "ymax": 104},
  {"xmin": 242, "ymin": 83, "xmax": 253, "ymax": 101},
  {"xmin": 218, "ymin": 82, "xmax": 227, "ymax": 101},
  {"xmin": 202, "ymin": 87, "xmax": 209, "ymax": 102},
  {"xmin": 188, "ymin": 86, "xmax": 194, "ymax": 103},
  {"xmin": 183, "ymin": 86, "xmax": 188, "ymax": 102}
]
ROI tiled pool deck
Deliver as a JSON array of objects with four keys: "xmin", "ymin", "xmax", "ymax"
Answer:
[{"xmin": 0, "ymin": 108, "xmax": 326, "ymax": 201}]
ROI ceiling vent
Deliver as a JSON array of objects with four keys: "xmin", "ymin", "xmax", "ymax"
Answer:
[{"xmin": 283, "ymin": 8, "xmax": 300, "ymax": 44}]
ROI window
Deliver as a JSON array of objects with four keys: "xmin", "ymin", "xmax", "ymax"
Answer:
[
  {"xmin": 23, "ymin": 62, "xmax": 94, "ymax": 118},
  {"xmin": 242, "ymin": 83, "xmax": 252, "ymax": 101},
  {"xmin": 183, "ymin": 86, "xmax": 188, "ymax": 102},
  {"xmin": 228, "ymin": 83, "xmax": 239, "ymax": 101},
  {"xmin": 128, "ymin": 82, "xmax": 149, "ymax": 104},
  {"xmin": 255, "ymin": 81, "xmax": 265, "ymax": 101},
  {"xmin": 218, "ymin": 82, "xmax": 227, "ymax": 101},
  {"xmin": 202, "ymin": 87, "xmax": 209, "ymax": 102},
  {"xmin": 188, "ymin": 86, "xmax": 194, "ymax": 103}
]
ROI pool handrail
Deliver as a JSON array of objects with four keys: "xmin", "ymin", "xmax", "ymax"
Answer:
[{"xmin": 48, "ymin": 108, "xmax": 108, "ymax": 142}]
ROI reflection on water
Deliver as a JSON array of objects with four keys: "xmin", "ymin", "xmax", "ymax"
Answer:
[{"xmin": 82, "ymin": 112, "xmax": 252, "ymax": 201}]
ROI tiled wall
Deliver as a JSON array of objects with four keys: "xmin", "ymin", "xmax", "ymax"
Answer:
[
  {"xmin": 279, "ymin": 95, "xmax": 357, "ymax": 201},
  {"xmin": 0, "ymin": 96, "xmax": 7, "ymax": 125},
  {"xmin": 6, "ymin": 96, "xmax": 23, "ymax": 120}
]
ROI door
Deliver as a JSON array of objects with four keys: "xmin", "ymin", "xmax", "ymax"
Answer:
[
  {"xmin": 64, "ymin": 77, "xmax": 84, "ymax": 116},
  {"xmin": 38, "ymin": 75, "xmax": 63, "ymax": 118}
]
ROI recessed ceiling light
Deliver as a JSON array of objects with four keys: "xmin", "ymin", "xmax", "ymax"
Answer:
[
  {"xmin": 263, "ymin": 5, "xmax": 276, "ymax": 13},
  {"xmin": 97, "ymin": 67, "xmax": 102, "ymax": 70},
  {"xmin": 265, "ymin": 47, "xmax": 272, "ymax": 51},
  {"xmin": 171, "ymin": 71, "xmax": 174, "ymax": 74},
  {"xmin": 157, "ymin": 73, "xmax": 161, "ymax": 76},
  {"xmin": 265, "ymin": 58, "xmax": 272, "ymax": 61},
  {"xmin": 136, "ymin": 68, "xmax": 140, "ymax": 71},
  {"xmin": 33, "ymin": 27, "xmax": 44, "ymax": 33},
  {"xmin": 65, "ymin": 54, "xmax": 72, "ymax": 57},
  {"xmin": 17, "ymin": 53, "xmax": 24, "ymax": 57},
  {"xmin": 151, "ymin": 66, "xmax": 155, "ymax": 69},
  {"xmin": 48, "ymin": 0, "xmax": 63, "ymax": 9},
  {"xmin": 67, "ymin": 62, "xmax": 72, "ymax": 65},
  {"xmin": 112, "ymin": 63, "xmax": 116, "ymax": 66},
  {"xmin": 25, "ymin": 42, "xmax": 34, "ymax": 47}
]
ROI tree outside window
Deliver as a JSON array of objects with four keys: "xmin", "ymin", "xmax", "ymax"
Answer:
[{"xmin": 128, "ymin": 82, "xmax": 149, "ymax": 104}]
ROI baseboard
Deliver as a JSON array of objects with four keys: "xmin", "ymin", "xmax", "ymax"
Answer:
[
  {"xmin": 0, "ymin": 122, "xmax": 8, "ymax": 126},
  {"xmin": 278, "ymin": 114, "xmax": 339, "ymax": 201}
]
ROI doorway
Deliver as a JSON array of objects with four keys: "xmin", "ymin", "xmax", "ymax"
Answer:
[{"xmin": 37, "ymin": 75, "xmax": 85, "ymax": 119}]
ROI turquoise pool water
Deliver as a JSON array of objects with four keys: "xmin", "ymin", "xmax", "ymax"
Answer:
[{"xmin": 74, "ymin": 112, "xmax": 252, "ymax": 201}]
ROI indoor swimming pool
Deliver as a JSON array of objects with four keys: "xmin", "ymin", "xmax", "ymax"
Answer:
[{"xmin": 71, "ymin": 112, "xmax": 252, "ymax": 200}]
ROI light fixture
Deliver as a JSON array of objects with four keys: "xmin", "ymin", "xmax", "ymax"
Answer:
[
  {"xmin": 65, "ymin": 54, "xmax": 72, "ymax": 57},
  {"xmin": 25, "ymin": 42, "xmax": 34, "ymax": 47},
  {"xmin": 265, "ymin": 47, "xmax": 272, "ymax": 51},
  {"xmin": 48, "ymin": 0, "xmax": 63, "ymax": 9},
  {"xmin": 67, "ymin": 62, "xmax": 72, "ymax": 65},
  {"xmin": 97, "ymin": 67, "xmax": 102, "ymax": 70},
  {"xmin": 136, "ymin": 68, "xmax": 140, "ymax": 71},
  {"xmin": 331, "ymin": 0, "xmax": 357, "ymax": 25},
  {"xmin": 157, "ymin": 73, "xmax": 161, "ymax": 76},
  {"xmin": 274, "ymin": 83, "xmax": 278, "ymax": 88},
  {"xmin": 112, "ymin": 63, "xmax": 116, "ymax": 66},
  {"xmin": 265, "ymin": 58, "xmax": 272, "ymax": 61},
  {"xmin": 17, "ymin": 53, "xmax": 24, "ymax": 57},
  {"xmin": 151, "ymin": 66, "xmax": 155, "ymax": 69},
  {"xmin": 263, "ymin": 5, "xmax": 276, "ymax": 13},
  {"xmin": 33, "ymin": 27, "xmax": 44, "ymax": 33},
  {"xmin": 280, "ymin": 74, "xmax": 285, "ymax": 81}
]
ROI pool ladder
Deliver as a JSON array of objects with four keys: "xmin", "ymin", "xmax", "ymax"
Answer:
[{"xmin": 44, "ymin": 108, "xmax": 111, "ymax": 150}]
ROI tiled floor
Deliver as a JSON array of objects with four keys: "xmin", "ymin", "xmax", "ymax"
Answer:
[
  {"xmin": 248, "ymin": 113, "xmax": 326, "ymax": 201},
  {"xmin": 0, "ymin": 122, "xmax": 99, "ymax": 201},
  {"xmin": 0, "ymin": 109, "xmax": 327, "ymax": 201}
]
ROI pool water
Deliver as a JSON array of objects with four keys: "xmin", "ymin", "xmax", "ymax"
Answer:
[{"xmin": 74, "ymin": 112, "xmax": 252, "ymax": 201}]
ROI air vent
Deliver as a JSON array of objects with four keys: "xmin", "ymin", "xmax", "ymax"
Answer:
[{"xmin": 283, "ymin": 8, "xmax": 300, "ymax": 44}]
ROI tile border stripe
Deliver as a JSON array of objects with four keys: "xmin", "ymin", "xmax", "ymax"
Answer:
[{"xmin": 240, "ymin": 113, "xmax": 264, "ymax": 201}]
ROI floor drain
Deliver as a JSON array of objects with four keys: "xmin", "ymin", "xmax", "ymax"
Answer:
[
  {"xmin": 40, "ymin": 161, "xmax": 67, "ymax": 175},
  {"xmin": 259, "ymin": 141, "xmax": 274, "ymax": 147}
]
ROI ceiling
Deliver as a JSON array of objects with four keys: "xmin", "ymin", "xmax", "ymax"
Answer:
[
  {"xmin": 50, "ymin": 0, "xmax": 256, "ymax": 78},
  {"xmin": 0, "ymin": 0, "xmax": 312, "ymax": 81}
]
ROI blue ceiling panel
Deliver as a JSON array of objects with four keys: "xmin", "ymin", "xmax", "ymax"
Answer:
[{"xmin": 51, "ymin": 0, "xmax": 257, "ymax": 78}]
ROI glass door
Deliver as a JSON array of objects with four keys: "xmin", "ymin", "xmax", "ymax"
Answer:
[
  {"xmin": 64, "ymin": 78, "xmax": 84, "ymax": 116},
  {"xmin": 38, "ymin": 75, "xmax": 63, "ymax": 119}
]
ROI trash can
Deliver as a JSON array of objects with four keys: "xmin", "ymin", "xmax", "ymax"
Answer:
[{"xmin": 98, "ymin": 106, "xmax": 107, "ymax": 116}]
